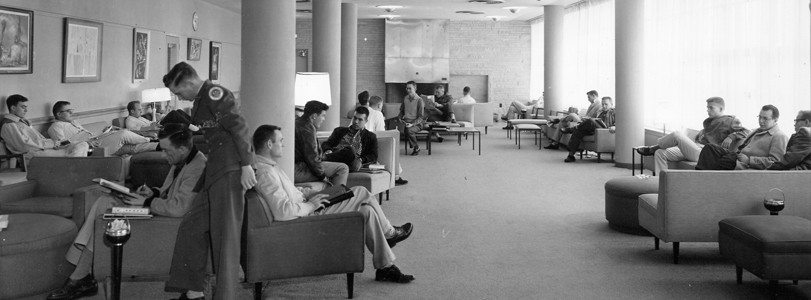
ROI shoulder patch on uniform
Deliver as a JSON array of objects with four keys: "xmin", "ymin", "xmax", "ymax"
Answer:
[{"xmin": 209, "ymin": 87, "xmax": 224, "ymax": 101}]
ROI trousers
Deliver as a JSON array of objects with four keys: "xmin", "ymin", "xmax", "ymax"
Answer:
[
  {"xmin": 398, "ymin": 121, "xmax": 424, "ymax": 150},
  {"xmin": 654, "ymin": 131, "xmax": 703, "ymax": 173},
  {"xmin": 567, "ymin": 119, "xmax": 601, "ymax": 155},
  {"xmin": 166, "ymin": 171, "xmax": 244, "ymax": 300}
]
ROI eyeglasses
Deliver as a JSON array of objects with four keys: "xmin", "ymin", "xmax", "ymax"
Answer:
[{"xmin": 757, "ymin": 116, "xmax": 774, "ymax": 121}]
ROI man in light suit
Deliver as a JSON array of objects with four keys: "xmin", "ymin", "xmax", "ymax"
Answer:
[{"xmin": 47, "ymin": 124, "xmax": 206, "ymax": 300}]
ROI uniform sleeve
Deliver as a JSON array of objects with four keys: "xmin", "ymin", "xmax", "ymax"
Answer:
[
  {"xmin": 149, "ymin": 159, "xmax": 205, "ymax": 217},
  {"xmin": 2, "ymin": 123, "xmax": 52, "ymax": 153},
  {"xmin": 254, "ymin": 165, "xmax": 314, "ymax": 221},
  {"xmin": 212, "ymin": 89, "xmax": 255, "ymax": 166},
  {"xmin": 748, "ymin": 133, "xmax": 789, "ymax": 170},
  {"xmin": 47, "ymin": 124, "xmax": 67, "ymax": 141}
]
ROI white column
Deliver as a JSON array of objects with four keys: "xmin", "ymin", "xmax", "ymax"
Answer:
[
  {"xmin": 241, "ymin": 0, "xmax": 296, "ymax": 174},
  {"xmin": 313, "ymin": 0, "xmax": 342, "ymax": 130},
  {"xmin": 341, "ymin": 3, "xmax": 358, "ymax": 123},
  {"xmin": 543, "ymin": 5, "xmax": 564, "ymax": 119},
  {"xmin": 615, "ymin": 0, "xmax": 645, "ymax": 167}
]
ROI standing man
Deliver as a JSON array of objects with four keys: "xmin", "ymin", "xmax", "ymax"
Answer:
[
  {"xmin": 399, "ymin": 81, "xmax": 425, "ymax": 156},
  {"xmin": 295, "ymin": 100, "xmax": 349, "ymax": 186},
  {"xmin": 162, "ymin": 62, "xmax": 256, "ymax": 300}
]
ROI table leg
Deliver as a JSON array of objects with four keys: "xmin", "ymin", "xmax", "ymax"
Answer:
[
  {"xmin": 111, "ymin": 244, "xmax": 123, "ymax": 300},
  {"xmin": 478, "ymin": 132, "xmax": 481, "ymax": 155},
  {"xmin": 631, "ymin": 148, "xmax": 636, "ymax": 176},
  {"xmin": 427, "ymin": 130, "xmax": 432, "ymax": 155},
  {"xmin": 458, "ymin": 133, "xmax": 462, "ymax": 146}
]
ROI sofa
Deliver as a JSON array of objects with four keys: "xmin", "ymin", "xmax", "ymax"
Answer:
[{"xmin": 638, "ymin": 169, "xmax": 811, "ymax": 263}]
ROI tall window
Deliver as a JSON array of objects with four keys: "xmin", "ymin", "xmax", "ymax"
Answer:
[
  {"xmin": 645, "ymin": 0, "xmax": 811, "ymax": 131},
  {"xmin": 563, "ymin": 0, "xmax": 615, "ymax": 110}
]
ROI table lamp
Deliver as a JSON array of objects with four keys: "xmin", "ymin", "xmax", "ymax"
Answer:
[
  {"xmin": 140, "ymin": 87, "xmax": 173, "ymax": 120},
  {"xmin": 295, "ymin": 72, "xmax": 332, "ymax": 109}
]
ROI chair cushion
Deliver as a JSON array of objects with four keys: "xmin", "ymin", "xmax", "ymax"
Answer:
[
  {"xmin": 638, "ymin": 193, "xmax": 658, "ymax": 217},
  {"xmin": 604, "ymin": 176, "xmax": 660, "ymax": 198},
  {"xmin": 509, "ymin": 119, "xmax": 548, "ymax": 126},
  {"xmin": 0, "ymin": 213, "xmax": 77, "ymax": 256},
  {"xmin": 514, "ymin": 124, "xmax": 542, "ymax": 131},
  {"xmin": 0, "ymin": 196, "xmax": 73, "ymax": 217},
  {"xmin": 719, "ymin": 215, "xmax": 811, "ymax": 254},
  {"xmin": 347, "ymin": 171, "xmax": 391, "ymax": 194}
]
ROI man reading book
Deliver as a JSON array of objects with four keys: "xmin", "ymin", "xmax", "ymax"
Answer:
[
  {"xmin": 252, "ymin": 124, "xmax": 415, "ymax": 283},
  {"xmin": 47, "ymin": 124, "xmax": 206, "ymax": 300},
  {"xmin": 322, "ymin": 106, "xmax": 378, "ymax": 172}
]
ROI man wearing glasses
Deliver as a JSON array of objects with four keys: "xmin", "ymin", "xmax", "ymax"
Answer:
[
  {"xmin": 732, "ymin": 104, "xmax": 789, "ymax": 169},
  {"xmin": 48, "ymin": 101, "xmax": 158, "ymax": 156},
  {"xmin": 768, "ymin": 110, "xmax": 811, "ymax": 170}
]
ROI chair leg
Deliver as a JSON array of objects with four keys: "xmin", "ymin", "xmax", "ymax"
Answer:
[
  {"xmin": 347, "ymin": 273, "xmax": 354, "ymax": 299},
  {"xmin": 736, "ymin": 266, "xmax": 743, "ymax": 284},
  {"xmin": 597, "ymin": 153, "xmax": 602, "ymax": 163},
  {"xmin": 255, "ymin": 282, "xmax": 263, "ymax": 300},
  {"xmin": 386, "ymin": 190, "xmax": 390, "ymax": 201},
  {"xmin": 654, "ymin": 237, "xmax": 659, "ymax": 250},
  {"xmin": 378, "ymin": 193, "xmax": 382, "ymax": 205},
  {"xmin": 673, "ymin": 242, "xmax": 680, "ymax": 264}
]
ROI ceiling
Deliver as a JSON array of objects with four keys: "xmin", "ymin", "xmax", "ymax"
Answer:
[{"xmin": 202, "ymin": 0, "xmax": 581, "ymax": 21}]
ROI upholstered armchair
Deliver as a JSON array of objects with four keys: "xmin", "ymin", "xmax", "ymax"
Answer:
[
  {"xmin": 579, "ymin": 128, "xmax": 616, "ymax": 163},
  {"xmin": 318, "ymin": 130, "xmax": 398, "ymax": 203},
  {"xmin": 451, "ymin": 104, "xmax": 475, "ymax": 128},
  {"xmin": 241, "ymin": 190, "xmax": 365, "ymax": 299},
  {"xmin": 0, "ymin": 156, "xmax": 126, "ymax": 227}
]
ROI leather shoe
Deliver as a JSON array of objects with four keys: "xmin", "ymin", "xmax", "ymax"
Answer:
[
  {"xmin": 387, "ymin": 223, "xmax": 413, "ymax": 248},
  {"xmin": 47, "ymin": 274, "xmax": 98, "ymax": 300},
  {"xmin": 375, "ymin": 264, "xmax": 414, "ymax": 283},
  {"xmin": 502, "ymin": 125, "xmax": 513, "ymax": 130},
  {"xmin": 544, "ymin": 143, "xmax": 559, "ymax": 150},
  {"xmin": 171, "ymin": 294, "xmax": 204, "ymax": 300},
  {"xmin": 437, "ymin": 136, "xmax": 444, "ymax": 143},
  {"xmin": 564, "ymin": 155, "xmax": 576, "ymax": 163},
  {"xmin": 395, "ymin": 178, "xmax": 409, "ymax": 186},
  {"xmin": 635, "ymin": 145, "xmax": 658, "ymax": 156},
  {"xmin": 410, "ymin": 148, "xmax": 420, "ymax": 156}
]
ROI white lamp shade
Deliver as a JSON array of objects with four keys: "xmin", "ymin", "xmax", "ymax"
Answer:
[
  {"xmin": 140, "ymin": 87, "xmax": 172, "ymax": 103},
  {"xmin": 295, "ymin": 72, "xmax": 332, "ymax": 107}
]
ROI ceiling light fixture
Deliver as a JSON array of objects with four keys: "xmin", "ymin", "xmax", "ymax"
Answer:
[
  {"xmin": 456, "ymin": 10, "xmax": 485, "ymax": 15},
  {"xmin": 468, "ymin": 0, "xmax": 506, "ymax": 4},
  {"xmin": 502, "ymin": 6, "xmax": 526, "ymax": 13},
  {"xmin": 376, "ymin": 5, "xmax": 403, "ymax": 13},
  {"xmin": 380, "ymin": 14, "xmax": 400, "ymax": 21},
  {"xmin": 486, "ymin": 15, "xmax": 502, "ymax": 21}
]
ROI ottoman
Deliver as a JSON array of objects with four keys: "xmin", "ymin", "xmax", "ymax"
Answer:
[
  {"xmin": 604, "ymin": 176, "xmax": 659, "ymax": 235},
  {"xmin": 0, "ymin": 213, "xmax": 78, "ymax": 299},
  {"xmin": 719, "ymin": 215, "xmax": 811, "ymax": 297}
]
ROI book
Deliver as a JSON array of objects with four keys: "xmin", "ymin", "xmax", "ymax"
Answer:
[
  {"xmin": 363, "ymin": 163, "xmax": 385, "ymax": 170},
  {"xmin": 102, "ymin": 213, "xmax": 153, "ymax": 220},
  {"xmin": 315, "ymin": 184, "xmax": 355, "ymax": 211},
  {"xmin": 0, "ymin": 215, "xmax": 8, "ymax": 232},
  {"xmin": 93, "ymin": 178, "xmax": 140, "ymax": 198}
]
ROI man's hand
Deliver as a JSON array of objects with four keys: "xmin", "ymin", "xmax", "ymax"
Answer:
[
  {"xmin": 135, "ymin": 184, "xmax": 154, "ymax": 198},
  {"xmin": 721, "ymin": 137, "xmax": 733, "ymax": 149},
  {"xmin": 737, "ymin": 153, "xmax": 749, "ymax": 163},
  {"xmin": 608, "ymin": 126, "xmax": 616, "ymax": 134},
  {"xmin": 241, "ymin": 165, "xmax": 257, "ymax": 190},
  {"xmin": 306, "ymin": 194, "xmax": 331, "ymax": 211}
]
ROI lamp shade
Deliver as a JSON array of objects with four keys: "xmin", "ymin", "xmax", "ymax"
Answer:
[
  {"xmin": 294, "ymin": 72, "xmax": 331, "ymax": 107},
  {"xmin": 140, "ymin": 88, "xmax": 172, "ymax": 103}
]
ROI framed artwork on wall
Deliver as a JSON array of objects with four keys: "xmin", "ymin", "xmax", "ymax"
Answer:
[
  {"xmin": 209, "ymin": 41, "xmax": 221, "ymax": 83},
  {"xmin": 0, "ymin": 6, "xmax": 33, "ymax": 74},
  {"xmin": 62, "ymin": 17, "xmax": 103, "ymax": 83},
  {"xmin": 132, "ymin": 28, "xmax": 149, "ymax": 83},
  {"xmin": 187, "ymin": 38, "xmax": 202, "ymax": 61}
]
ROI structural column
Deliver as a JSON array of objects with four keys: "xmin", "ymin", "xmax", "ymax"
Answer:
[
  {"xmin": 341, "ymin": 3, "xmax": 358, "ymax": 122},
  {"xmin": 614, "ymin": 0, "xmax": 645, "ymax": 167},
  {"xmin": 241, "ymin": 0, "xmax": 296, "ymax": 174},
  {"xmin": 313, "ymin": 0, "xmax": 342, "ymax": 129},
  {"xmin": 543, "ymin": 5, "xmax": 564, "ymax": 119}
]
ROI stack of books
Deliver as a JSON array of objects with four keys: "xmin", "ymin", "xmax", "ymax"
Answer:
[
  {"xmin": 103, "ymin": 207, "xmax": 153, "ymax": 219},
  {"xmin": 359, "ymin": 163, "xmax": 385, "ymax": 173}
]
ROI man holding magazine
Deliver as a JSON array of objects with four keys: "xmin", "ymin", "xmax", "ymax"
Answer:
[{"xmin": 46, "ymin": 124, "xmax": 206, "ymax": 300}]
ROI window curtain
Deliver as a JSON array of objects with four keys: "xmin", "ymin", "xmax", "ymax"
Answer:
[
  {"xmin": 563, "ymin": 0, "xmax": 616, "ymax": 111},
  {"xmin": 530, "ymin": 19, "xmax": 544, "ymax": 102},
  {"xmin": 644, "ymin": 0, "xmax": 811, "ymax": 131}
]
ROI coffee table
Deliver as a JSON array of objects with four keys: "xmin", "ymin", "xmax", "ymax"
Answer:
[
  {"xmin": 448, "ymin": 127, "xmax": 482, "ymax": 155},
  {"xmin": 425, "ymin": 122, "xmax": 461, "ymax": 155}
]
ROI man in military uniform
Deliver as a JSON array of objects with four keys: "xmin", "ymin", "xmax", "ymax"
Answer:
[{"xmin": 162, "ymin": 62, "xmax": 256, "ymax": 300}]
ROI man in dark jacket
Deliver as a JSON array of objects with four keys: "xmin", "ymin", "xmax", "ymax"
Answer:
[
  {"xmin": 294, "ymin": 100, "xmax": 349, "ymax": 186},
  {"xmin": 322, "ymin": 106, "xmax": 378, "ymax": 172},
  {"xmin": 768, "ymin": 110, "xmax": 811, "ymax": 170}
]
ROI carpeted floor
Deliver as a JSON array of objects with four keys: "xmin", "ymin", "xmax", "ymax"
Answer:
[{"xmin": 20, "ymin": 126, "xmax": 811, "ymax": 299}]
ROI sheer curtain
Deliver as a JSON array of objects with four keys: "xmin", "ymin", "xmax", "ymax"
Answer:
[
  {"xmin": 530, "ymin": 19, "xmax": 544, "ymax": 101},
  {"xmin": 562, "ymin": 0, "xmax": 615, "ymax": 110},
  {"xmin": 644, "ymin": 0, "xmax": 811, "ymax": 132}
]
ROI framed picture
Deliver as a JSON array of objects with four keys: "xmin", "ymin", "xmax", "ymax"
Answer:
[
  {"xmin": 132, "ymin": 28, "xmax": 149, "ymax": 83},
  {"xmin": 62, "ymin": 18, "xmax": 103, "ymax": 83},
  {"xmin": 209, "ymin": 41, "xmax": 221, "ymax": 83},
  {"xmin": 0, "ymin": 6, "xmax": 34, "ymax": 74},
  {"xmin": 187, "ymin": 38, "xmax": 202, "ymax": 61}
]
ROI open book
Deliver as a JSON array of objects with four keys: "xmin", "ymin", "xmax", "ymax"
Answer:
[
  {"xmin": 93, "ymin": 178, "xmax": 140, "ymax": 198},
  {"xmin": 315, "ymin": 184, "xmax": 355, "ymax": 211}
]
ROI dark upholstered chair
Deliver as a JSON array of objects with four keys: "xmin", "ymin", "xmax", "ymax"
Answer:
[
  {"xmin": 0, "ymin": 156, "xmax": 126, "ymax": 227},
  {"xmin": 241, "ymin": 190, "xmax": 365, "ymax": 299}
]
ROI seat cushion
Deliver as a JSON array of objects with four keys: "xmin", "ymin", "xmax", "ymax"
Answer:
[
  {"xmin": 346, "ymin": 171, "xmax": 391, "ymax": 194},
  {"xmin": 719, "ymin": 215, "xmax": 811, "ymax": 254},
  {"xmin": 638, "ymin": 194, "xmax": 658, "ymax": 217},
  {"xmin": 514, "ymin": 124, "xmax": 542, "ymax": 131},
  {"xmin": 604, "ymin": 176, "xmax": 659, "ymax": 198},
  {"xmin": 509, "ymin": 119, "xmax": 548, "ymax": 126},
  {"xmin": 0, "ymin": 213, "xmax": 77, "ymax": 255},
  {"xmin": 0, "ymin": 196, "xmax": 73, "ymax": 218}
]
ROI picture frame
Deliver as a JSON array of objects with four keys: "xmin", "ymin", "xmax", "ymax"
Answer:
[
  {"xmin": 209, "ymin": 41, "xmax": 221, "ymax": 83},
  {"xmin": 62, "ymin": 17, "xmax": 103, "ymax": 83},
  {"xmin": 0, "ymin": 6, "xmax": 34, "ymax": 74},
  {"xmin": 132, "ymin": 28, "xmax": 150, "ymax": 83},
  {"xmin": 187, "ymin": 38, "xmax": 202, "ymax": 61}
]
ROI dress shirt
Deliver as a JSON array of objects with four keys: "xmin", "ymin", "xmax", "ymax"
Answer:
[
  {"xmin": 1, "ymin": 114, "xmax": 57, "ymax": 153},
  {"xmin": 253, "ymin": 155, "xmax": 314, "ymax": 221},
  {"xmin": 48, "ymin": 120, "xmax": 92, "ymax": 141},
  {"xmin": 363, "ymin": 105, "xmax": 386, "ymax": 132},
  {"xmin": 126, "ymin": 115, "xmax": 153, "ymax": 130}
]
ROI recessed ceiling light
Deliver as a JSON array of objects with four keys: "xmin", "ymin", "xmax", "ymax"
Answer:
[
  {"xmin": 468, "ymin": 0, "xmax": 506, "ymax": 4},
  {"xmin": 376, "ymin": 5, "xmax": 403, "ymax": 13},
  {"xmin": 456, "ymin": 10, "xmax": 485, "ymax": 15},
  {"xmin": 503, "ymin": 6, "xmax": 526, "ymax": 13}
]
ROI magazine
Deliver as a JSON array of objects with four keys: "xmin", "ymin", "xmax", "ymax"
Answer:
[{"xmin": 93, "ymin": 178, "xmax": 140, "ymax": 198}]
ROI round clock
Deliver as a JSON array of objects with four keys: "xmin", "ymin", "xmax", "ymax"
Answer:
[{"xmin": 192, "ymin": 12, "xmax": 199, "ymax": 31}]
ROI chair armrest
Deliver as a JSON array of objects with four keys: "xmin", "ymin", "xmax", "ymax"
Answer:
[
  {"xmin": 72, "ymin": 184, "xmax": 109, "ymax": 228},
  {"xmin": 0, "ymin": 180, "xmax": 36, "ymax": 205},
  {"xmin": 592, "ymin": 128, "xmax": 616, "ymax": 152}
]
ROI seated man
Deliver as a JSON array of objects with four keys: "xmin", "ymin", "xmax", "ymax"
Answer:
[
  {"xmin": 367, "ymin": 95, "xmax": 408, "ymax": 185},
  {"xmin": 424, "ymin": 84, "xmax": 455, "ymax": 142},
  {"xmin": 125, "ymin": 100, "xmax": 160, "ymax": 131},
  {"xmin": 544, "ymin": 90, "xmax": 600, "ymax": 149},
  {"xmin": 0, "ymin": 94, "xmax": 89, "ymax": 158},
  {"xmin": 768, "ymin": 110, "xmax": 811, "ymax": 170},
  {"xmin": 48, "ymin": 101, "xmax": 158, "ymax": 156},
  {"xmin": 253, "ymin": 125, "xmax": 414, "ymax": 283},
  {"xmin": 322, "ymin": 107, "xmax": 378, "ymax": 172},
  {"xmin": 398, "ymin": 81, "xmax": 425, "ymax": 156},
  {"xmin": 457, "ymin": 86, "xmax": 476, "ymax": 104},
  {"xmin": 503, "ymin": 92, "xmax": 543, "ymax": 123},
  {"xmin": 294, "ymin": 100, "xmax": 349, "ymax": 186},
  {"xmin": 46, "ymin": 124, "xmax": 206, "ymax": 300},
  {"xmin": 564, "ymin": 97, "xmax": 616, "ymax": 163},
  {"xmin": 635, "ymin": 97, "xmax": 749, "ymax": 174},
  {"xmin": 696, "ymin": 105, "xmax": 789, "ymax": 170}
]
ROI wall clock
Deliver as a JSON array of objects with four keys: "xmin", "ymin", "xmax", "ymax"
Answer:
[{"xmin": 192, "ymin": 12, "xmax": 199, "ymax": 31}]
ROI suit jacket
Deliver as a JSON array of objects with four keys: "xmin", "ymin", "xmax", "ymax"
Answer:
[
  {"xmin": 294, "ymin": 117, "xmax": 324, "ymax": 178},
  {"xmin": 147, "ymin": 149, "xmax": 207, "ymax": 217},
  {"xmin": 768, "ymin": 127, "xmax": 811, "ymax": 170},
  {"xmin": 321, "ymin": 127, "xmax": 378, "ymax": 164}
]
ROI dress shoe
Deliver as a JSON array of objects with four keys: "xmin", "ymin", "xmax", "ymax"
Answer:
[
  {"xmin": 387, "ymin": 223, "xmax": 413, "ymax": 248},
  {"xmin": 544, "ymin": 143, "xmax": 559, "ymax": 150},
  {"xmin": 635, "ymin": 145, "xmax": 659, "ymax": 156},
  {"xmin": 47, "ymin": 274, "xmax": 98, "ymax": 300},
  {"xmin": 564, "ymin": 155, "xmax": 576, "ymax": 163},
  {"xmin": 171, "ymin": 293, "xmax": 204, "ymax": 300},
  {"xmin": 375, "ymin": 264, "xmax": 415, "ymax": 283},
  {"xmin": 437, "ymin": 136, "xmax": 444, "ymax": 143},
  {"xmin": 395, "ymin": 178, "xmax": 409, "ymax": 186},
  {"xmin": 502, "ymin": 125, "xmax": 513, "ymax": 130},
  {"xmin": 410, "ymin": 148, "xmax": 421, "ymax": 156}
]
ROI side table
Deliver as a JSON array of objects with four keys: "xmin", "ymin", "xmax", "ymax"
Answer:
[{"xmin": 631, "ymin": 146, "xmax": 656, "ymax": 176}]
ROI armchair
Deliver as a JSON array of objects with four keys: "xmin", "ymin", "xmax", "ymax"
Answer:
[
  {"xmin": 451, "ymin": 104, "xmax": 475, "ymax": 129},
  {"xmin": 318, "ymin": 130, "xmax": 398, "ymax": 204},
  {"xmin": 0, "ymin": 156, "xmax": 126, "ymax": 227},
  {"xmin": 241, "ymin": 190, "xmax": 365, "ymax": 299},
  {"xmin": 579, "ymin": 128, "xmax": 616, "ymax": 162}
]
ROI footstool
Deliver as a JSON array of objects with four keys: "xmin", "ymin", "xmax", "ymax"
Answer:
[
  {"xmin": 604, "ymin": 176, "xmax": 659, "ymax": 235},
  {"xmin": 0, "ymin": 213, "xmax": 78, "ymax": 299},
  {"xmin": 719, "ymin": 215, "xmax": 811, "ymax": 297}
]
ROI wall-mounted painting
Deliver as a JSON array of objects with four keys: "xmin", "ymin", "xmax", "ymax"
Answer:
[
  {"xmin": 0, "ymin": 6, "xmax": 34, "ymax": 74},
  {"xmin": 187, "ymin": 38, "xmax": 202, "ymax": 61},
  {"xmin": 62, "ymin": 18, "xmax": 103, "ymax": 83},
  {"xmin": 132, "ymin": 28, "xmax": 149, "ymax": 83},
  {"xmin": 210, "ymin": 41, "xmax": 221, "ymax": 83}
]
